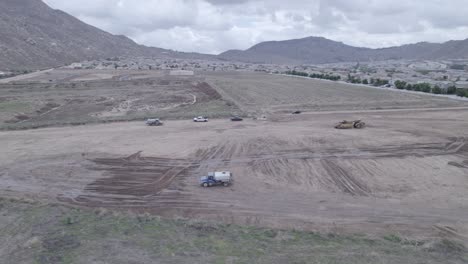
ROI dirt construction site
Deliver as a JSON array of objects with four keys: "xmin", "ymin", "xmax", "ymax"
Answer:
[{"xmin": 1, "ymin": 70, "xmax": 468, "ymax": 244}]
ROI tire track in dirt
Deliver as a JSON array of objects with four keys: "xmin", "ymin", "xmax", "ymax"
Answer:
[
  {"xmin": 433, "ymin": 225, "xmax": 468, "ymax": 244},
  {"xmin": 65, "ymin": 152, "xmax": 199, "ymax": 207},
  {"xmin": 321, "ymin": 160, "xmax": 371, "ymax": 196},
  {"xmin": 445, "ymin": 137, "xmax": 467, "ymax": 153},
  {"xmin": 448, "ymin": 160, "xmax": 468, "ymax": 169},
  {"xmin": 63, "ymin": 137, "xmax": 467, "ymax": 215},
  {"xmin": 198, "ymin": 137, "xmax": 466, "ymax": 164}
]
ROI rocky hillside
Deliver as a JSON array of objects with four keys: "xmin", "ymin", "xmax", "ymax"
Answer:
[
  {"xmin": 2, "ymin": 0, "xmax": 467, "ymax": 69},
  {"xmin": 219, "ymin": 36, "xmax": 468, "ymax": 64},
  {"xmin": 0, "ymin": 0, "xmax": 212, "ymax": 70}
]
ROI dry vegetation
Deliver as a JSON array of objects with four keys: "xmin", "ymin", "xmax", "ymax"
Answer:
[
  {"xmin": 1, "ymin": 198, "xmax": 466, "ymax": 264},
  {"xmin": 0, "ymin": 69, "xmax": 240, "ymax": 130},
  {"xmin": 205, "ymin": 71, "xmax": 467, "ymax": 115}
]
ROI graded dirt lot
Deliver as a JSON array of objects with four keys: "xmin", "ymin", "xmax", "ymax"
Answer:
[
  {"xmin": 1, "ymin": 107, "xmax": 468, "ymax": 241},
  {"xmin": 1, "ymin": 70, "xmax": 468, "ymax": 262}
]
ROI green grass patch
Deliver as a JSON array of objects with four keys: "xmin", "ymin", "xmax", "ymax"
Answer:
[
  {"xmin": 384, "ymin": 234, "xmax": 402, "ymax": 243},
  {"xmin": 0, "ymin": 101, "xmax": 32, "ymax": 113},
  {"xmin": 0, "ymin": 199, "xmax": 466, "ymax": 264}
]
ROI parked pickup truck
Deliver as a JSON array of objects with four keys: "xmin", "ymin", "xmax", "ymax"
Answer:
[
  {"xmin": 146, "ymin": 118, "xmax": 163, "ymax": 126},
  {"xmin": 230, "ymin": 116, "xmax": 243, "ymax": 121},
  {"xmin": 193, "ymin": 116, "xmax": 208, "ymax": 122},
  {"xmin": 200, "ymin": 171, "xmax": 232, "ymax": 187}
]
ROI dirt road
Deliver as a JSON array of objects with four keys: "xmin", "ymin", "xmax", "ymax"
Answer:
[
  {"xmin": 0, "ymin": 69, "xmax": 53, "ymax": 84},
  {"xmin": 1, "ymin": 107, "xmax": 468, "ymax": 239}
]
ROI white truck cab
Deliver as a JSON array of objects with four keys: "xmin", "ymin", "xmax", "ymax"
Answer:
[{"xmin": 193, "ymin": 116, "xmax": 208, "ymax": 122}]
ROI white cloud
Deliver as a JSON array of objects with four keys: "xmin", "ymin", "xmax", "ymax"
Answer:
[{"xmin": 43, "ymin": 0, "xmax": 468, "ymax": 54}]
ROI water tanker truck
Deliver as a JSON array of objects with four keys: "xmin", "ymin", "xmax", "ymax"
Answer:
[{"xmin": 200, "ymin": 171, "xmax": 232, "ymax": 187}]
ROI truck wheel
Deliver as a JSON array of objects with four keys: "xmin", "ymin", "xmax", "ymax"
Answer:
[
  {"xmin": 203, "ymin": 183, "xmax": 208, "ymax": 187},
  {"xmin": 223, "ymin": 182, "xmax": 229, "ymax": 187},
  {"xmin": 208, "ymin": 183, "xmax": 213, "ymax": 187}
]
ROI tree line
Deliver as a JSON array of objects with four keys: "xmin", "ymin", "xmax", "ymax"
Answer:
[
  {"xmin": 283, "ymin": 70, "xmax": 468, "ymax": 98},
  {"xmin": 394, "ymin": 80, "xmax": 468, "ymax": 98},
  {"xmin": 285, "ymin": 70, "xmax": 341, "ymax": 81},
  {"xmin": 347, "ymin": 75, "xmax": 390, "ymax": 86}
]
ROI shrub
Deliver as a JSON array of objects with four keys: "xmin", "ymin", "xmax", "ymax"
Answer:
[
  {"xmin": 456, "ymin": 89, "xmax": 468, "ymax": 97},
  {"xmin": 429, "ymin": 239, "xmax": 466, "ymax": 255},
  {"xmin": 286, "ymin": 70, "xmax": 308, "ymax": 77},
  {"xmin": 373, "ymin": 79, "xmax": 389, "ymax": 86},
  {"xmin": 413, "ymin": 83, "xmax": 431, "ymax": 93},
  {"xmin": 347, "ymin": 75, "xmax": 362, "ymax": 83},
  {"xmin": 309, "ymin": 73, "xmax": 341, "ymax": 81},
  {"xmin": 394, "ymin": 80, "xmax": 407, "ymax": 89},
  {"xmin": 447, "ymin": 86, "xmax": 457, "ymax": 94},
  {"xmin": 421, "ymin": 86, "xmax": 432, "ymax": 93},
  {"xmin": 432, "ymin": 85, "xmax": 442, "ymax": 94},
  {"xmin": 383, "ymin": 234, "xmax": 402, "ymax": 243}
]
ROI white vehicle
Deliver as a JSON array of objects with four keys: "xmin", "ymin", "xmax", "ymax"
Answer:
[{"xmin": 193, "ymin": 116, "xmax": 208, "ymax": 122}]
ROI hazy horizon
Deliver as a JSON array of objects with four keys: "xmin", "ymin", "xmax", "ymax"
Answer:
[{"xmin": 43, "ymin": 0, "xmax": 468, "ymax": 54}]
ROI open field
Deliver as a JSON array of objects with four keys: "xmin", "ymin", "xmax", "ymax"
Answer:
[
  {"xmin": 0, "ymin": 69, "xmax": 240, "ymax": 130},
  {"xmin": 205, "ymin": 72, "xmax": 468, "ymax": 115},
  {"xmin": 0, "ymin": 200, "xmax": 468, "ymax": 264},
  {"xmin": 1, "ymin": 69, "xmax": 468, "ymax": 262},
  {"xmin": 1, "ymin": 199, "xmax": 466, "ymax": 264},
  {"xmin": 1, "ymin": 70, "xmax": 467, "ymax": 130}
]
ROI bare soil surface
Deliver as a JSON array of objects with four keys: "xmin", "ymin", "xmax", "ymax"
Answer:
[
  {"xmin": 2, "ymin": 70, "xmax": 467, "ymax": 130},
  {"xmin": 204, "ymin": 71, "xmax": 468, "ymax": 115},
  {"xmin": 0, "ymin": 69, "xmax": 238, "ymax": 129},
  {"xmin": 1, "ymin": 107, "xmax": 468, "ymax": 241}
]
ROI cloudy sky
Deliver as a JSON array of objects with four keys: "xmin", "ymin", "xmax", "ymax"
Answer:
[{"xmin": 43, "ymin": 0, "xmax": 468, "ymax": 54}]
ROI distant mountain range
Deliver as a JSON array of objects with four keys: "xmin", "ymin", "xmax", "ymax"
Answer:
[
  {"xmin": 219, "ymin": 36, "xmax": 468, "ymax": 64},
  {"xmin": 1, "ymin": 0, "xmax": 468, "ymax": 70},
  {"xmin": 0, "ymin": 0, "xmax": 213, "ymax": 70}
]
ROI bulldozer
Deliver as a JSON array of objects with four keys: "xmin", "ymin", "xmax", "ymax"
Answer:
[{"xmin": 335, "ymin": 120, "xmax": 366, "ymax": 129}]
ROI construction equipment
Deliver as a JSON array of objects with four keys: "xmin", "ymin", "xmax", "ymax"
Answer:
[
  {"xmin": 335, "ymin": 120, "xmax": 365, "ymax": 129},
  {"xmin": 200, "ymin": 171, "xmax": 232, "ymax": 187},
  {"xmin": 146, "ymin": 118, "xmax": 163, "ymax": 126}
]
